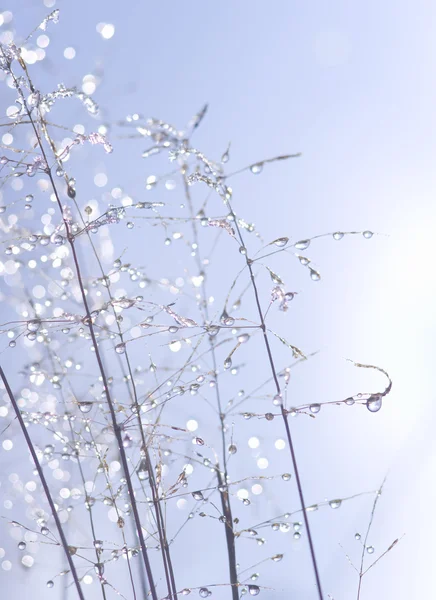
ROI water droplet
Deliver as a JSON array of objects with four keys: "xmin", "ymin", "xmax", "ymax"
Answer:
[
  {"xmin": 46, "ymin": 580, "xmax": 54, "ymax": 589},
  {"xmin": 272, "ymin": 554, "xmax": 283, "ymax": 562},
  {"xmin": 93, "ymin": 540, "xmax": 103, "ymax": 550},
  {"xmin": 355, "ymin": 533, "xmax": 361, "ymax": 540},
  {"xmin": 309, "ymin": 403, "xmax": 321, "ymax": 414},
  {"xmin": 281, "ymin": 473, "xmax": 291, "ymax": 481},
  {"xmin": 220, "ymin": 310, "xmax": 234, "ymax": 326},
  {"xmin": 248, "ymin": 585, "xmax": 260, "ymax": 596},
  {"xmin": 273, "ymin": 393, "xmax": 282, "ymax": 406},
  {"xmin": 309, "ymin": 268, "xmax": 321, "ymax": 281},
  {"xmin": 94, "ymin": 563, "xmax": 105, "ymax": 576},
  {"xmin": 250, "ymin": 163, "xmax": 263, "ymax": 175},
  {"xmin": 293, "ymin": 531, "xmax": 301, "ymax": 540},
  {"xmin": 199, "ymin": 588, "xmax": 211, "ymax": 598},
  {"xmin": 192, "ymin": 491, "xmax": 204, "ymax": 501},
  {"xmin": 294, "ymin": 239, "xmax": 310, "ymax": 250},
  {"xmin": 18, "ymin": 542, "xmax": 26, "ymax": 550},
  {"xmin": 221, "ymin": 147, "xmax": 230, "ymax": 163},
  {"xmin": 228, "ymin": 444, "xmax": 237, "ymax": 454},
  {"xmin": 78, "ymin": 402, "xmax": 93, "ymax": 414},
  {"xmin": 239, "ymin": 246, "xmax": 247, "ymax": 255},
  {"xmin": 363, "ymin": 231, "xmax": 373, "ymax": 239},
  {"xmin": 41, "ymin": 526, "xmax": 49, "ymax": 535},
  {"xmin": 115, "ymin": 342, "xmax": 126, "ymax": 354},
  {"xmin": 366, "ymin": 546, "xmax": 374, "ymax": 554},
  {"xmin": 27, "ymin": 319, "xmax": 41, "ymax": 332},
  {"xmin": 207, "ymin": 325, "xmax": 219, "ymax": 337},
  {"xmin": 224, "ymin": 358, "xmax": 232, "ymax": 370},
  {"xmin": 333, "ymin": 232, "xmax": 344, "ymax": 240},
  {"xmin": 137, "ymin": 459, "xmax": 148, "ymax": 480},
  {"xmin": 329, "ymin": 499, "xmax": 342, "ymax": 509},
  {"xmin": 182, "ymin": 589, "xmax": 192, "ymax": 596},
  {"xmin": 273, "ymin": 237, "xmax": 289, "ymax": 247},
  {"xmin": 366, "ymin": 394, "xmax": 382, "ymax": 413}
]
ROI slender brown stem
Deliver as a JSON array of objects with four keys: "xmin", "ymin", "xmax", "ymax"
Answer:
[
  {"xmin": 229, "ymin": 205, "xmax": 324, "ymax": 600},
  {"xmin": 75, "ymin": 211, "xmax": 177, "ymax": 600},
  {"xmin": 357, "ymin": 477, "xmax": 386, "ymax": 599},
  {"xmin": 20, "ymin": 101, "xmax": 158, "ymax": 600},
  {"xmin": 0, "ymin": 365, "xmax": 85, "ymax": 600},
  {"xmin": 183, "ymin": 177, "xmax": 239, "ymax": 600}
]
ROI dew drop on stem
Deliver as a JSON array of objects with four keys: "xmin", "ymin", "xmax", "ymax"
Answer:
[
  {"xmin": 294, "ymin": 239, "xmax": 310, "ymax": 250},
  {"xmin": 220, "ymin": 309, "xmax": 234, "ymax": 326},
  {"xmin": 272, "ymin": 554, "xmax": 283, "ymax": 562},
  {"xmin": 27, "ymin": 319, "xmax": 41, "ymax": 332},
  {"xmin": 115, "ymin": 342, "xmax": 126, "ymax": 354},
  {"xmin": 248, "ymin": 585, "xmax": 260, "ymax": 596},
  {"xmin": 137, "ymin": 458, "xmax": 148, "ymax": 480},
  {"xmin": 366, "ymin": 394, "xmax": 382, "ymax": 413},
  {"xmin": 250, "ymin": 163, "xmax": 263, "ymax": 175},
  {"xmin": 309, "ymin": 268, "xmax": 321, "ymax": 281},
  {"xmin": 273, "ymin": 237, "xmax": 289, "ymax": 247}
]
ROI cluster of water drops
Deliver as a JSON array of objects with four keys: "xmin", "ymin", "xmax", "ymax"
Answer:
[{"xmin": 0, "ymin": 10, "xmax": 392, "ymax": 599}]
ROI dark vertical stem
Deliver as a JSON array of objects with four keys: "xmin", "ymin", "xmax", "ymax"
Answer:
[
  {"xmin": 43, "ymin": 346, "xmax": 108, "ymax": 600},
  {"xmin": 0, "ymin": 366, "xmax": 85, "ymax": 600},
  {"xmin": 230, "ymin": 205, "xmax": 324, "ymax": 600},
  {"xmin": 183, "ymin": 177, "xmax": 239, "ymax": 600},
  {"xmin": 22, "ymin": 107, "xmax": 158, "ymax": 600},
  {"xmin": 77, "ymin": 225, "xmax": 177, "ymax": 600}
]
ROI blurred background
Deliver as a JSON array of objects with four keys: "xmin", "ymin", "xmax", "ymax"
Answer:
[{"xmin": 0, "ymin": 1, "xmax": 435, "ymax": 598}]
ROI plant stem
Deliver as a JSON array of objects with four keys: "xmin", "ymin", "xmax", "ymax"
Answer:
[
  {"xmin": 183, "ymin": 177, "xmax": 239, "ymax": 600},
  {"xmin": 21, "ymin": 99, "xmax": 158, "ymax": 600},
  {"xmin": 0, "ymin": 365, "xmax": 85, "ymax": 600},
  {"xmin": 230, "ymin": 204, "xmax": 324, "ymax": 600}
]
